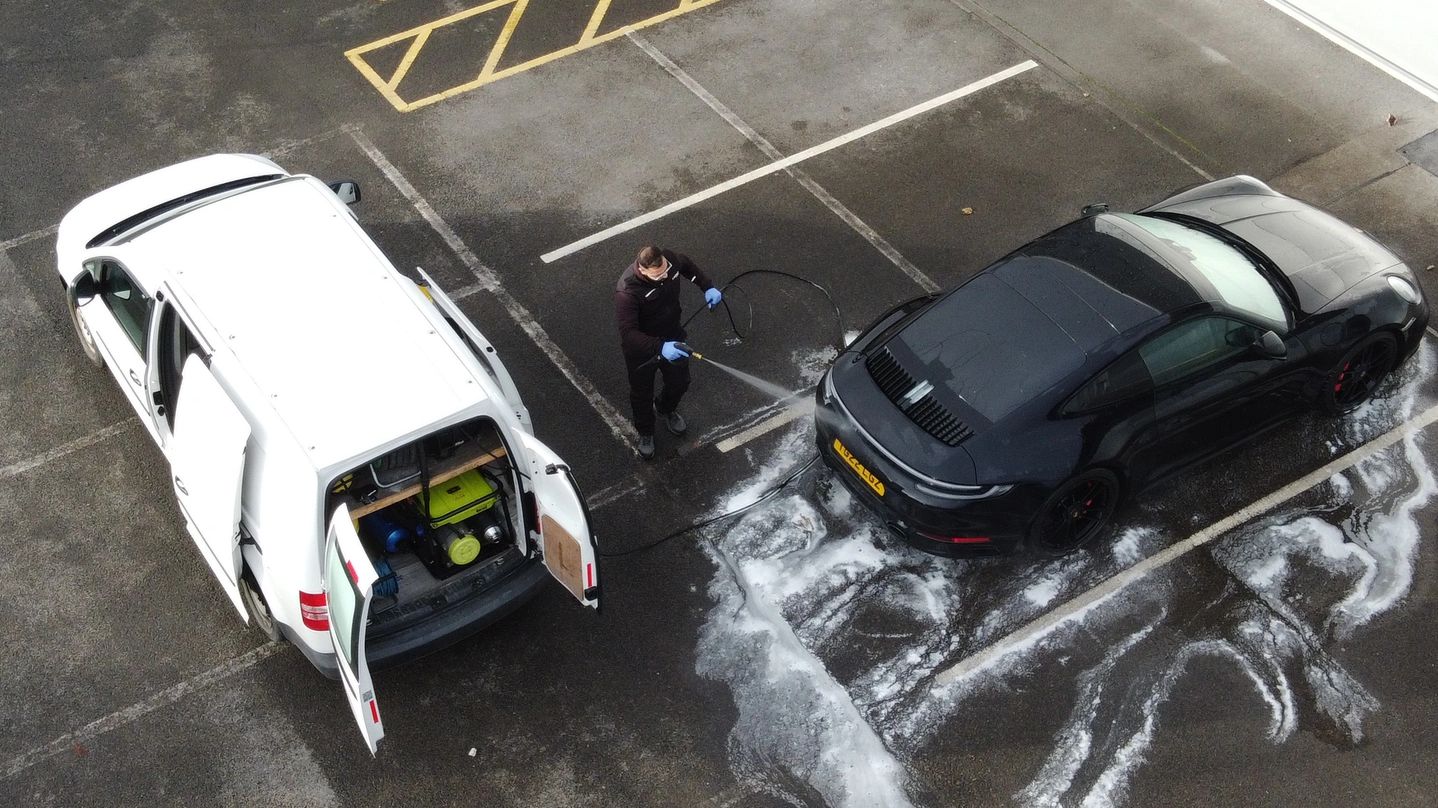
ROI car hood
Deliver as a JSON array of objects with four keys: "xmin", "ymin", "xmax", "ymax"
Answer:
[{"xmin": 1150, "ymin": 193, "xmax": 1403, "ymax": 312}]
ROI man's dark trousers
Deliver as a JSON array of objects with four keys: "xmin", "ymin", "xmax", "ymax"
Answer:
[{"xmin": 626, "ymin": 355, "xmax": 690, "ymax": 436}]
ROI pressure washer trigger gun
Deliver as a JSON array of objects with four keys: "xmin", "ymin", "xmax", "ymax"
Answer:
[{"xmin": 676, "ymin": 342, "xmax": 703, "ymax": 361}]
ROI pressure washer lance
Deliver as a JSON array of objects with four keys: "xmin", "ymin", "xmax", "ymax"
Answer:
[{"xmin": 635, "ymin": 342, "xmax": 704, "ymax": 371}]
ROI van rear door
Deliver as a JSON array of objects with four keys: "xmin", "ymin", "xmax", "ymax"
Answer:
[
  {"xmin": 169, "ymin": 354, "xmax": 250, "ymax": 616},
  {"xmin": 324, "ymin": 504, "xmax": 386, "ymax": 754},
  {"xmin": 415, "ymin": 268, "xmax": 531, "ymax": 428},
  {"xmin": 519, "ymin": 434, "xmax": 600, "ymax": 610}
]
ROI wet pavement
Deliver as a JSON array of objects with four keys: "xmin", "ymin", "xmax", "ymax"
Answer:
[{"xmin": 3, "ymin": 0, "xmax": 1438, "ymax": 805}]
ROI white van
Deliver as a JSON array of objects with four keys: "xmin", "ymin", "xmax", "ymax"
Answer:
[{"xmin": 55, "ymin": 154, "xmax": 601, "ymax": 753}]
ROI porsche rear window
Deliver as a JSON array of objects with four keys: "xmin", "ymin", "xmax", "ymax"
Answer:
[{"xmin": 893, "ymin": 274, "xmax": 1084, "ymax": 421}]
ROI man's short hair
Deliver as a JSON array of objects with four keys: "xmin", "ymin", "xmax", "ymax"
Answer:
[{"xmin": 637, "ymin": 245, "xmax": 664, "ymax": 268}]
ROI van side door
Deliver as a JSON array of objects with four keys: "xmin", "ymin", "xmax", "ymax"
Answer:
[
  {"xmin": 325, "ymin": 504, "xmax": 386, "ymax": 754},
  {"xmin": 415, "ymin": 268, "xmax": 532, "ymax": 429},
  {"xmin": 146, "ymin": 294, "xmax": 213, "ymax": 450},
  {"xmin": 520, "ymin": 433, "xmax": 600, "ymax": 610},
  {"xmin": 167, "ymin": 353, "xmax": 251, "ymax": 616}
]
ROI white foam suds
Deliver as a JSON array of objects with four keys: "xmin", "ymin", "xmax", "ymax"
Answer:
[{"xmin": 697, "ymin": 344, "xmax": 1433, "ymax": 807}]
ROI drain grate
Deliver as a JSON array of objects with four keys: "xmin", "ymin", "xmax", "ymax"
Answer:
[{"xmin": 1399, "ymin": 129, "xmax": 1438, "ymax": 177}]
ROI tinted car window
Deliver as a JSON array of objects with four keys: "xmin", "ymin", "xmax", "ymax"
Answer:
[
  {"xmin": 100, "ymin": 262, "xmax": 152, "ymax": 358},
  {"xmin": 1066, "ymin": 352, "xmax": 1151, "ymax": 412},
  {"xmin": 894, "ymin": 274, "xmax": 1085, "ymax": 421},
  {"xmin": 1138, "ymin": 316, "xmax": 1255, "ymax": 386}
]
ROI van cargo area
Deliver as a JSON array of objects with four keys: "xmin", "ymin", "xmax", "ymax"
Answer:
[{"xmin": 327, "ymin": 416, "xmax": 528, "ymax": 642}]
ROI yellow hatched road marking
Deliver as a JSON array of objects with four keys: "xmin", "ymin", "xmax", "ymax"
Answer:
[
  {"xmin": 480, "ymin": 0, "xmax": 530, "ymax": 80},
  {"xmin": 346, "ymin": 0, "xmax": 730, "ymax": 112},
  {"xmin": 580, "ymin": 0, "xmax": 614, "ymax": 44},
  {"xmin": 388, "ymin": 29, "xmax": 430, "ymax": 90}
]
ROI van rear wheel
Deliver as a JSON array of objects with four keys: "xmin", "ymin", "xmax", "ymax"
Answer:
[
  {"xmin": 239, "ymin": 571, "xmax": 283, "ymax": 642},
  {"xmin": 67, "ymin": 296, "xmax": 105, "ymax": 368}
]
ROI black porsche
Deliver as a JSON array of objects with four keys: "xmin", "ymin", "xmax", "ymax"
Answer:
[{"xmin": 816, "ymin": 176, "xmax": 1429, "ymax": 557}]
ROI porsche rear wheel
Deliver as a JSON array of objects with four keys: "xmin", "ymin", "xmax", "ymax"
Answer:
[{"xmin": 1029, "ymin": 469, "xmax": 1121, "ymax": 556}]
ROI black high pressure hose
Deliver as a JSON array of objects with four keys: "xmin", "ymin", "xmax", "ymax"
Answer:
[{"xmin": 600, "ymin": 269, "xmax": 846, "ymax": 558}]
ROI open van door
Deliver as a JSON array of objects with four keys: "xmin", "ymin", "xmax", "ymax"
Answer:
[
  {"xmin": 324, "ymin": 504, "xmax": 385, "ymax": 754},
  {"xmin": 519, "ymin": 434, "xmax": 600, "ymax": 611},
  {"xmin": 415, "ymin": 268, "xmax": 531, "ymax": 429},
  {"xmin": 169, "ymin": 354, "xmax": 250, "ymax": 617}
]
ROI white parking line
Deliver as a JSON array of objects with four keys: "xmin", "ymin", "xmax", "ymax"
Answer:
[
  {"xmin": 627, "ymin": 32, "xmax": 941, "ymax": 294},
  {"xmin": 714, "ymin": 400, "xmax": 813, "ymax": 453},
  {"xmin": 1, "ymin": 641, "xmax": 286, "ymax": 780},
  {"xmin": 0, "ymin": 223, "xmax": 58, "ymax": 252},
  {"xmin": 540, "ymin": 60, "xmax": 1040, "ymax": 264},
  {"xmin": 0, "ymin": 421, "xmax": 134, "ymax": 481},
  {"xmin": 934, "ymin": 399, "xmax": 1438, "ymax": 687},
  {"xmin": 347, "ymin": 127, "xmax": 636, "ymax": 446}
]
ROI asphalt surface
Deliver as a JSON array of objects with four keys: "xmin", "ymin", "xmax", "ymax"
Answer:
[{"xmin": 2, "ymin": 0, "xmax": 1438, "ymax": 806}]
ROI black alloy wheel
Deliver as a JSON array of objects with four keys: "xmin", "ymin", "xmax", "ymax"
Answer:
[
  {"xmin": 240, "ymin": 570, "xmax": 283, "ymax": 643},
  {"xmin": 1322, "ymin": 333, "xmax": 1398, "ymax": 414},
  {"xmin": 1030, "ymin": 469, "xmax": 1121, "ymax": 556}
]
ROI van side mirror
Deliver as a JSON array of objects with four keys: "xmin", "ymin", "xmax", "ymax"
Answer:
[
  {"xmin": 1255, "ymin": 330, "xmax": 1286, "ymax": 359},
  {"xmin": 1081, "ymin": 203, "xmax": 1109, "ymax": 217},
  {"xmin": 328, "ymin": 180, "xmax": 362, "ymax": 205},
  {"xmin": 69, "ymin": 273, "xmax": 99, "ymax": 307}
]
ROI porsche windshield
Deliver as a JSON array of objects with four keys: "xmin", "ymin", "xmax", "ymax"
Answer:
[{"xmin": 1119, "ymin": 213, "xmax": 1286, "ymax": 326}]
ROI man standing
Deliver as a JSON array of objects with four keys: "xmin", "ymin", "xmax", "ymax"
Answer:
[{"xmin": 615, "ymin": 245, "xmax": 723, "ymax": 459}]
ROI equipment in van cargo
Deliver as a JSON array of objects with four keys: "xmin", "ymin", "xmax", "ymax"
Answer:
[
  {"xmin": 360, "ymin": 511, "xmax": 413, "ymax": 554},
  {"xmin": 424, "ymin": 470, "xmax": 498, "ymax": 527},
  {"xmin": 373, "ymin": 557, "xmax": 399, "ymax": 599},
  {"xmin": 370, "ymin": 444, "xmax": 422, "ymax": 489}
]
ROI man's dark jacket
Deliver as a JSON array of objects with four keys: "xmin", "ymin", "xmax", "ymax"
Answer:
[{"xmin": 614, "ymin": 250, "xmax": 715, "ymax": 362}]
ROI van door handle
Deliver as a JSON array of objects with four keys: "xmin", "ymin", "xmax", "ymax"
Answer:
[
  {"xmin": 174, "ymin": 476, "xmax": 189, "ymax": 496},
  {"xmin": 128, "ymin": 369, "xmax": 142, "ymax": 386}
]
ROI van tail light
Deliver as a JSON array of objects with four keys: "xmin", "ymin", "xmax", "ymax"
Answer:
[
  {"xmin": 299, "ymin": 591, "xmax": 329, "ymax": 631},
  {"xmin": 917, "ymin": 532, "xmax": 992, "ymax": 545}
]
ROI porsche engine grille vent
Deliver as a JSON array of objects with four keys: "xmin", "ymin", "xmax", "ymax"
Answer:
[{"xmin": 865, "ymin": 348, "xmax": 973, "ymax": 447}]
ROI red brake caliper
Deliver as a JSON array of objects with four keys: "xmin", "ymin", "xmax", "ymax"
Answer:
[{"xmin": 1334, "ymin": 361, "xmax": 1350, "ymax": 393}]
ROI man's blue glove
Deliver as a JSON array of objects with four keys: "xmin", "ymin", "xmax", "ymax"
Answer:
[
  {"xmin": 704, "ymin": 287, "xmax": 723, "ymax": 309},
  {"xmin": 661, "ymin": 341, "xmax": 691, "ymax": 362}
]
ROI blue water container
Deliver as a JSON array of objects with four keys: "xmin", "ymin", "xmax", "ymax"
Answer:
[{"xmin": 360, "ymin": 512, "xmax": 410, "ymax": 554}]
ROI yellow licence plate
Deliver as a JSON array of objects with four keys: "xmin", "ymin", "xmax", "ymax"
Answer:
[{"xmin": 832, "ymin": 438, "xmax": 886, "ymax": 497}]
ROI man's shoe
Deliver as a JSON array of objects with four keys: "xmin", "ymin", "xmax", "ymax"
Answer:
[
  {"xmin": 637, "ymin": 434, "xmax": 656, "ymax": 459},
  {"xmin": 663, "ymin": 410, "xmax": 687, "ymax": 436}
]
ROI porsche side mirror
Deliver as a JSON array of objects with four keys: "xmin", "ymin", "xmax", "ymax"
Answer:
[
  {"xmin": 1081, "ymin": 203, "xmax": 1109, "ymax": 217},
  {"xmin": 328, "ymin": 180, "xmax": 362, "ymax": 205},
  {"xmin": 1255, "ymin": 330, "xmax": 1286, "ymax": 359},
  {"xmin": 69, "ymin": 272, "xmax": 98, "ymax": 307}
]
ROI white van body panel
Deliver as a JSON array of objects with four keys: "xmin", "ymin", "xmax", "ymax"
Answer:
[
  {"xmin": 55, "ymin": 154, "xmax": 287, "ymax": 280},
  {"xmin": 168, "ymin": 353, "xmax": 252, "ymax": 616},
  {"xmin": 57, "ymin": 155, "xmax": 603, "ymax": 749},
  {"xmin": 123, "ymin": 176, "xmax": 492, "ymax": 471}
]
